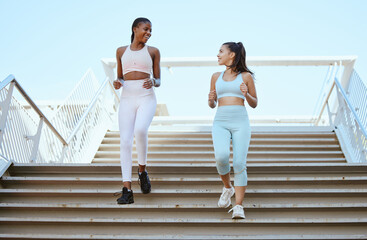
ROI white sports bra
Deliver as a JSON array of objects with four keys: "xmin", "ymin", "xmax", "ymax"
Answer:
[{"xmin": 121, "ymin": 45, "xmax": 152, "ymax": 75}]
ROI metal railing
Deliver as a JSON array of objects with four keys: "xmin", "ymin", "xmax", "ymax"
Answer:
[
  {"xmin": 0, "ymin": 71, "xmax": 118, "ymax": 164},
  {"xmin": 50, "ymin": 69, "xmax": 100, "ymax": 139},
  {"xmin": 0, "ymin": 75, "xmax": 66, "ymax": 163},
  {"xmin": 317, "ymin": 73, "xmax": 367, "ymax": 163},
  {"xmin": 333, "ymin": 77, "xmax": 367, "ymax": 163},
  {"xmin": 313, "ymin": 63, "xmax": 339, "ymax": 125},
  {"xmin": 0, "ymin": 154, "xmax": 12, "ymax": 177},
  {"xmin": 346, "ymin": 70, "xmax": 367, "ymax": 130},
  {"xmin": 60, "ymin": 76, "xmax": 118, "ymax": 163}
]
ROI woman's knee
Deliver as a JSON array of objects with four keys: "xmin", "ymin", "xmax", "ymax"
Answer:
[
  {"xmin": 233, "ymin": 161, "xmax": 246, "ymax": 174},
  {"xmin": 134, "ymin": 128, "xmax": 148, "ymax": 140},
  {"xmin": 215, "ymin": 151, "xmax": 230, "ymax": 165},
  {"xmin": 215, "ymin": 151, "xmax": 230, "ymax": 174},
  {"xmin": 120, "ymin": 138, "xmax": 133, "ymax": 150}
]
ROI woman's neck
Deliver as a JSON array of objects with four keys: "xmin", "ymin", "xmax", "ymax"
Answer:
[
  {"xmin": 130, "ymin": 41, "xmax": 145, "ymax": 50},
  {"xmin": 225, "ymin": 67, "xmax": 236, "ymax": 75}
]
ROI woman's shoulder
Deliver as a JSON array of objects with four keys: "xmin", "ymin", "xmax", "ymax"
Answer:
[
  {"xmin": 212, "ymin": 72, "xmax": 221, "ymax": 78},
  {"xmin": 147, "ymin": 45, "xmax": 160, "ymax": 54},
  {"xmin": 240, "ymin": 71, "xmax": 253, "ymax": 82},
  {"xmin": 116, "ymin": 45, "xmax": 128, "ymax": 57},
  {"xmin": 211, "ymin": 72, "xmax": 221, "ymax": 82}
]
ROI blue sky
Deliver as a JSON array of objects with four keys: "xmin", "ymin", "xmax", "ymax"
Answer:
[{"xmin": 1, "ymin": 0, "xmax": 366, "ymax": 117}]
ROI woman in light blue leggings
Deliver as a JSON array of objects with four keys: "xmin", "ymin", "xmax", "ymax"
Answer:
[{"xmin": 208, "ymin": 42, "xmax": 258, "ymax": 219}]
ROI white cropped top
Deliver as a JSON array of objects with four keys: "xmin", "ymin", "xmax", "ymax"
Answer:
[{"xmin": 121, "ymin": 45, "xmax": 152, "ymax": 75}]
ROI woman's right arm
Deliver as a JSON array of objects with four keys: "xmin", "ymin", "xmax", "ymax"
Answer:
[
  {"xmin": 114, "ymin": 47, "xmax": 124, "ymax": 90},
  {"xmin": 208, "ymin": 72, "xmax": 219, "ymax": 108}
]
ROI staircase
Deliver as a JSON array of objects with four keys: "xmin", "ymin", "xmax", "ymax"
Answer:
[{"xmin": 1, "ymin": 126, "xmax": 367, "ymax": 239}]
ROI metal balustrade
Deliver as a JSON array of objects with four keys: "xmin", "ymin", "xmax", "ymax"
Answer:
[
  {"xmin": 346, "ymin": 70, "xmax": 367, "ymax": 130},
  {"xmin": 317, "ymin": 74, "xmax": 367, "ymax": 163},
  {"xmin": 0, "ymin": 71, "xmax": 118, "ymax": 165},
  {"xmin": 50, "ymin": 69, "xmax": 100, "ymax": 139},
  {"xmin": 333, "ymin": 78, "xmax": 367, "ymax": 163},
  {"xmin": 1, "ymin": 56, "xmax": 366, "ymax": 166}
]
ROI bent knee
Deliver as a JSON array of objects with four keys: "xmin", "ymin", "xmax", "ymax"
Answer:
[
  {"xmin": 215, "ymin": 152, "xmax": 230, "ymax": 166},
  {"xmin": 233, "ymin": 162, "xmax": 246, "ymax": 173},
  {"xmin": 134, "ymin": 128, "xmax": 148, "ymax": 139}
]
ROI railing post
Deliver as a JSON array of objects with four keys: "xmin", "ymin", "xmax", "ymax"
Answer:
[
  {"xmin": 0, "ymin": 82, "xmax": 15, "ymax": 148},
  {"xmin": 326, "ymin": 101, "xmax": 334, "ymax": 126},
  {"xmin": 26, "ymin": 117, "xmax": 45, "ymax": 163},
  {"xmin": 337, "ymin": 87, "xmax": 358, "ymax": 163},
  {"xmin": 354, "ymin": 120, "xmax": 367, "ymax": 162},
  {"xmin": 60, "ymin": 145, "xmax": 68, "ymax": 163}
]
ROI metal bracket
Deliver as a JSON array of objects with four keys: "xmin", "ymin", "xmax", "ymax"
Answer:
[
  {"xmin": 0, "ymin": 82, "xmax": 15, "ymax": 148},
  {"xmin": 25, "ymin": 117, "xmax": 44, "ymax": 163}
]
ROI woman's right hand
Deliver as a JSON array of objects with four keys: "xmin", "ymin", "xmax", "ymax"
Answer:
[
  {"xmin": 208, "ymin": 90, "xmax": 216, "ymax": 102},
  {"xmin": 113, "ymin": 80, "xmax": 123, "ymax": 90}
]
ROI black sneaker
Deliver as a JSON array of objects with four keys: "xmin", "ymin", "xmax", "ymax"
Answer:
[
  {"xmin": 114, "ymin": 187, "xmax": 134, "ymax": 204},
  {"xmin": 138, "ymin": 170, "xmax": 151, "ymax": 194}
]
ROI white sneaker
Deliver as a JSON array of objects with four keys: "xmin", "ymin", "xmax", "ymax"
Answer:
[
  {"xmin": 218, "ymin": 186, "xmax": 235, "ymax": 208},
  {"xmin": 228, "ymin": 205, "xmax": 245, "ymax": 219}
]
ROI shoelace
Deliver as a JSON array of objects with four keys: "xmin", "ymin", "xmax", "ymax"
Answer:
[
  {"xmin": 221, "ymin": 187, "xmax": 232, "ymax": 199},
  {"xmin": 138, "ymin": 172, "xmax": 148, "ymax": 186},
  {"xmin": 228, "ymin": 205, "xmax": 243, "ymax": 213},
  {"xmin": 113, "ymin": 191, "xmax": 122, "ymax": 197}
]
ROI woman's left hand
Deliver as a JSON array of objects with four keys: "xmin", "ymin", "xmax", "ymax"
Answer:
[
  {"xmin": 143, "ymin": 78, "xmax": 153, "ymax": 89},
  {"xmin": 240, "ymin": 82, "xmax": 248, "ymax": 96}
]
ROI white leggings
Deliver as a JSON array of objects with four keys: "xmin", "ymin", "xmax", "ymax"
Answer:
[{"xmin": 118, "ymin": 80, "xmax": 157, "ymax": 182}]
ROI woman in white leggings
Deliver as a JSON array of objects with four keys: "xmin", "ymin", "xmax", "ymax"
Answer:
[{"xmin": 113, "ymin": 17, "xmax": 161, "ymax": 204}]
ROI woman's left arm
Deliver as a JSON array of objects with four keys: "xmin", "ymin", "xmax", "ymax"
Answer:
[
  {"xmin": 241, "ymin": 72, "xmax": 258, "ymax": 108},
  {"xmin": 152, "ymin": 47, "xmax": 161, "ymax": 87}
]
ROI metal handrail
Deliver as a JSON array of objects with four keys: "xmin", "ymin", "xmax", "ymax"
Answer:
[
  {"xmin": 334, "ymin": 78, "xmax": 367, "ymax": 138},
  {"xmin": 0, "ymin": 75, "xmax": 67, "ymax": 145},
  {"xmin": 66, "ymin": 77, "xmax": 110, "ymax": 143},
  {"xmin": 315, "ymin": 82, "xmax": 335, "ymax": 126},
  {"xmin": 108, "ymin": 79, "xmax": 121, "ymax": 103}
]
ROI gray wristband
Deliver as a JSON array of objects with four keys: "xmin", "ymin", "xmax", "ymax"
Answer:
[
  {"xmin": 151, "ymin": 78, "xmax": 161, "ymax": 87},
  {"xmin": 117, "ymin": 78, "xmax": 125, "ymax": 85}
]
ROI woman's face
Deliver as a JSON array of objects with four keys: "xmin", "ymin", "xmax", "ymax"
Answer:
[
  {"xmin": 217, "ymin": 44, "xmax": 235, "ymax": 66},
  {"xmin": 133, "ymin": 22, "xmax": 152, "ymax": 43}
]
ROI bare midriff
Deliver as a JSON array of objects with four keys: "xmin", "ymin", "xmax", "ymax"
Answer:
[
  {"xmin": 218, "ymin": 96, "xmax": 244, "ymax": 107},
  {"xmin": 123, "ymin": 71, "xmax": 150, "ymax": 81}
]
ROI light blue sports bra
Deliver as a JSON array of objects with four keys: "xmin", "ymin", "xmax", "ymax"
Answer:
[{"xmin": 215, "ymin": 71, "xmax": 245, "ymax": 100}]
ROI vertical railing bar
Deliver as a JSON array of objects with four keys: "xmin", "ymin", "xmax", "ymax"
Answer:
[
  {"xmin": 0, "ymin": 82, "xmax": 15, "ymax": 146},
  {"xmin": 12, "ymin": 104, "xmax": 31, "ymax": 162},
  {"xmin": 7, "ymin": 104, "xmax": 23, "ymax": 162}
]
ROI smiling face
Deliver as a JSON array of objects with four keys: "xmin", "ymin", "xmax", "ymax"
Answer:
[
  {"xmin": 217, "ymin": 44, "xmax": 235, "ymax": 66},
  {"xmin": 133, "ymin": 22, "xmax": 152, "ymax": 43}
]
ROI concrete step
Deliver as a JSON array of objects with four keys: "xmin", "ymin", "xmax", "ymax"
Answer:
[
  {"xmin": 2, "ymin": 216, "xmax": 367, "ymax": 224},
  {"xmin": 0, "ymin": 233, "xmax": 366, "ymax": 240},
  {"xmin": 0, "ymin": 224, "xmax": 366, "ymax": 239},
  {"xmin": 1, "ymin": 188, "xmax": 367, "ymax": 197},
  {"xmin": 2, "ymin": 193, "xmax": 366, "ymax": 206},
  {"xmin": 102, "ymin": 137, "xmax": 339, "ymax": 145},
  {"xmin": 2, "ymin": 176, "xmax": 366, "ymax": 190},
  {"xmin": 94, "ymin": 151, "xmax": 345, "ymax": 159},
  {"xmin": 104, "ymin": 133, "xmax": 338, "ymax": 138},
  {"xmin": 93, "ymin": 158, "xmax": 347, "ymax": 164},
  {"xmin": 8, "ymin": 163, "xmax": 366, "ymax": 175},
  {"xmin": 2, "ymin": 202, "xmax": 367, "ymax": 209},
  {"xmin": 98, "ymin": 144, "xmax": 342, "ymax": 152}
]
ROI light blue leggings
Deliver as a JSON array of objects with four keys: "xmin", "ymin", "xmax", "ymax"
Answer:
[{"xmin": 212, "ymin": 106, "xmax": 251, "ymax": 186}]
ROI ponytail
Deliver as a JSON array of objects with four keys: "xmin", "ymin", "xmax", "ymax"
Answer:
[
  {"xmin": 130, "ymin": 17, "xmax": 151, "ymax": 43},
  {"xmin": 223, "ymin": 42, "xmax": 253, "ymax": 75}
]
